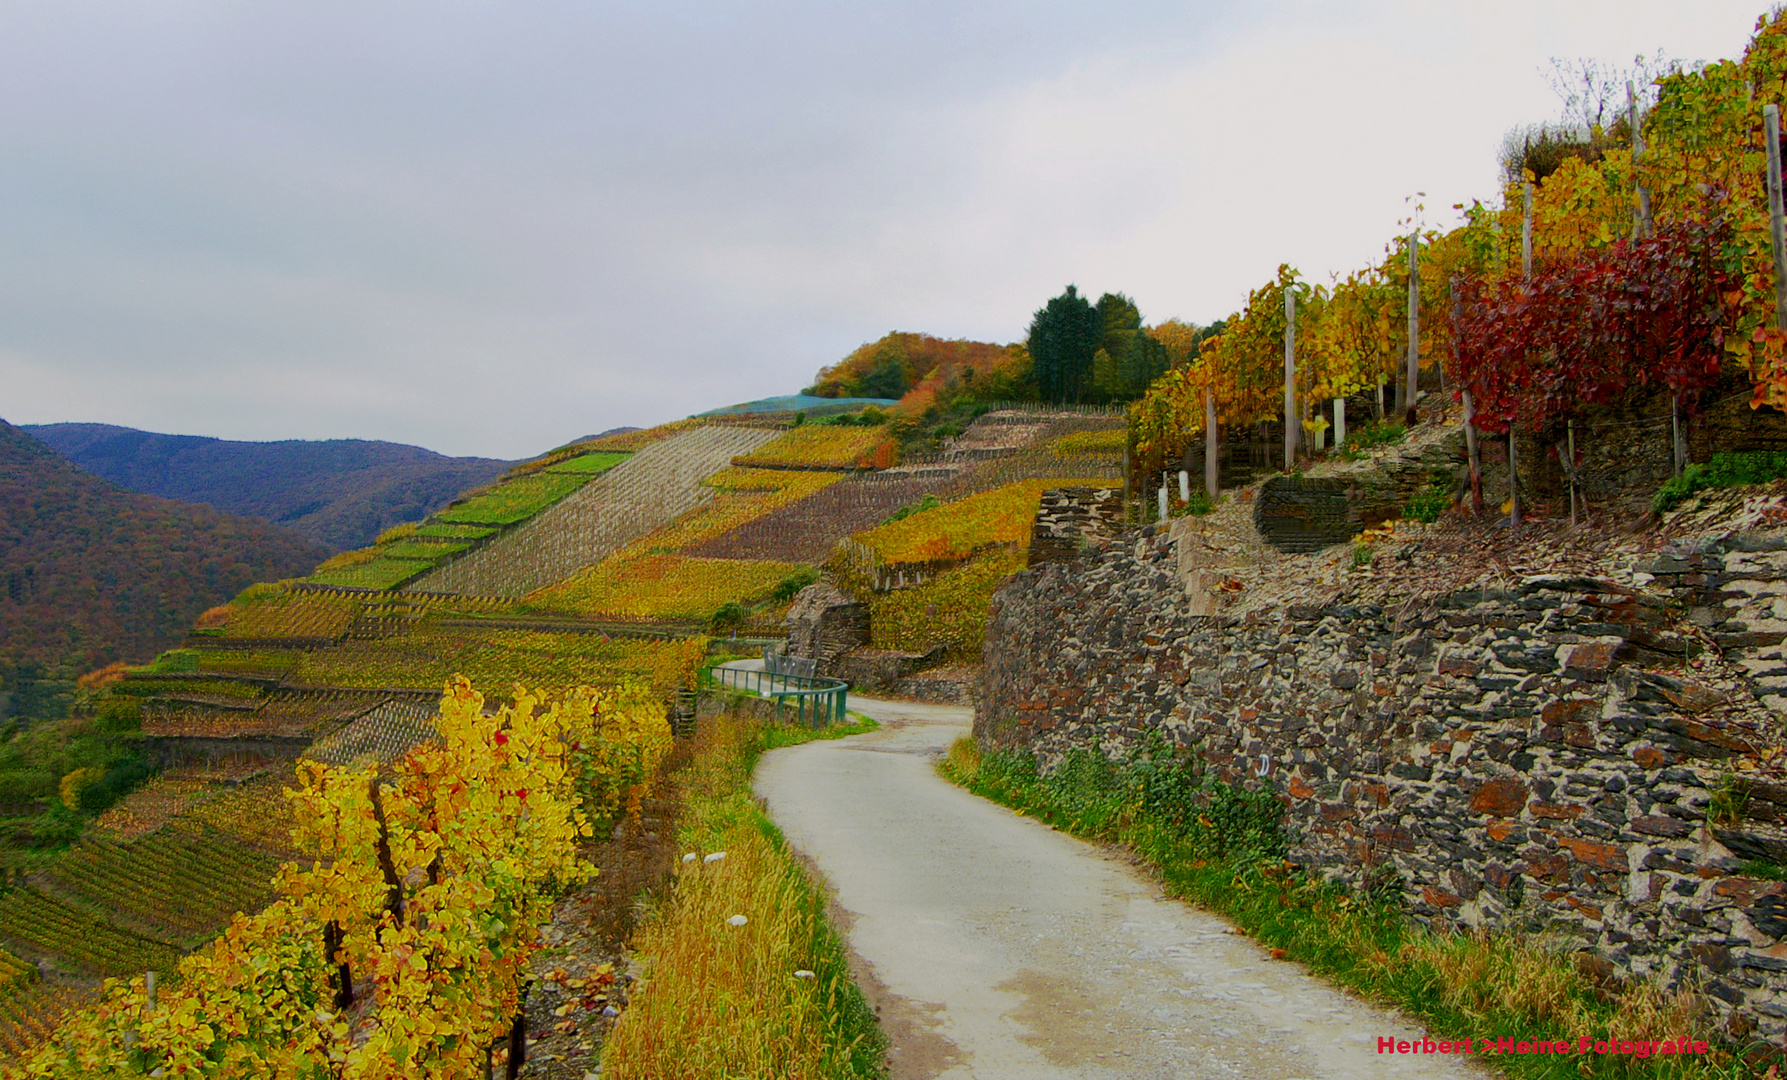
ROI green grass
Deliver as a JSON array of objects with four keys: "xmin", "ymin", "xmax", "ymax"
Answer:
[
  {"xmin": 1338, "ymin": 419, "xmax": 1407, "ymax": 459},
  {"xmin": 938, "ymin": 736, "xmax": 1756, "ymax": 1079},
  {"xmin": 436, "ymin": 472, "xmax": 588, "ymax": 526},
  {"xmin": 1405, "ymin": 481, "xmax": 1453, "ymax": 523},
  {"xmin": 309, "ymin": 555, "xmax": 435, "ymax": 590},
  {"xmin": 1654, "ymin": 452, "xmax": 1787, "ymax": 514},
  {"xmin": 754, "ymin": 714, "xmax": 878, "ymax": 751},
  {"xmin": 412, "ymin": 523, "xmax": 497, "ymax": 540},
  {"xmin": 374, "ymin": 539, "xmax": 471, "ymax": 560},
  {"xmin": 877, "ymin": 494, "xmax": 941, "ymax": 526}
]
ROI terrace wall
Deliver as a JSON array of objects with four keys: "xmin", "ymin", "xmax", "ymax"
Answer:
[{"xmin": 978, "ymin": 524, "xmax": 1787, "ymax": 1040}]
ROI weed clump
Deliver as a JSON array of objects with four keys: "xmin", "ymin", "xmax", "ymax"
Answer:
[{"xmin": 1654, "ymin": 451, "xmax": 1787, "ymax": 514}]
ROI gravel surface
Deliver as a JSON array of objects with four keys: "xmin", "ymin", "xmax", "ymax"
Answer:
[{"xmin": 754, "ymin": 696, "xmax": 1492, "ymax": 1080}]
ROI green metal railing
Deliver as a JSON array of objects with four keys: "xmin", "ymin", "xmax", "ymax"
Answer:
[{"xmin": 706, "ymin": 666, "xmax": 848, "ymax": 728}]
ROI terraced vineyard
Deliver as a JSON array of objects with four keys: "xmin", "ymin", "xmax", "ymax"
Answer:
[
  {"xmin": 307, "ymin": 551, "xmax": 435, "ymax": 590},
  {"xmin": 684, "ymin": 474, "xmax": 947, "ymax": 562},
  {"xmin": 852, "ymin": 477, "xmax": 1117, "ymax": 563},
  {"xmin": 542, "ymin": 450, "xmax": 630, "ymax": 475},
  {"xmin": 1, "ymin": 426, "xmax": 743, "ymax": 1067},
  {"xmin": 0, "ymin": 978, "xmax": 88, "ymax": 1064},
  {"xmin": 869, "ymin": 548, "xmax": 1028, "ymax": 661},
  {"xmin": 684, "ymin": 412, "xmax": 1123, "ymax": 564},
  {"xmin": 33, "ymin": 825, "xmax": 280, "ymax": 947},
  {"xmin": 181, "ymin": 772, "xmax": 301, "ymax": 857},
  {"xmin": 290, "ymin": 625, "xmax": 706, "ymax": 694},
  {"xmin": 409, "ymin": 424, "xmax": 780, "ymax": 596},
  {"xmin": 0, "ymin": 887, "xmax": 182, "ymax": 976},
  {"xmin": 207, "ymin": 588, "xmax": 361, "ymax": 642},
  {"xmin": 90, "ymin": 777, "xmax": 218, "ymax": 843},
  {"xmin": 613, "ymin": 467, "xmax": 842, "ymax": 557},
  {"xmin": 732, "ymin": 424, "xmax": 893, "ymax": 470},
  {"xmin": 527, "ymin": 553, "xmax": 805, "ymax": 621},
  {"xmin": 302, "ymin": 696, "xmax": 441, "ymax": 768}
]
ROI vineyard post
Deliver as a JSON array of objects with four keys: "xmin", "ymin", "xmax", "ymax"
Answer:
[
  {"xmin": 1512, "ymin": 182, "xmax": 1531, "ymax": 527},
  {"xmin": 326, "ymin": 919, "xmax": 354, "ymax": 1008},
  {"xmin": 1157, "ymin": 479, "xmax": 1169, "ymax": 522},
  {"xmin": 1453, "ymin": 275, "xmax": 1482, "ymax": 514},
  {"xmin": 505, "ymin": 1000, "xmax": 528, "ymax": 1080},
  {"xmin": 1522, "ymin": 181, "xmax": 1534, "ymax": 281},
  {"xmin": 1766, "ymin": 104, "xmax": 1787, "ymax": 330},
  {"xmin": 1178, "ymin": 470, "xmax": 1190, "ymax": 503},
  {"xmin": 1404, "ymin": 232, "xmax": 1420, "ymax": 426},
  {"xmin": 1463, "ymin": 391, "xmax": 1483, "ymax": 514},
  {"xmin": 1509, "ymin": 433, "xmax": 1521, "ymax": 527},
  {"xmin": 1284, "ymin": 289, "xmax": 1298, "ymax": 469},
  {"xmin": 1203, "ymin": 388, "xmax": 1219, "ymax": 500},
  {"xmin": 145, "ymin": 970, "xmax": 156, "ymax": 1011},
  {"xmin": 1567, "ymin": 420, "xmax": 1579, "ymax": 525},
  {"xmin": 1628, "ymin": 81, "xmax": 1652, "ymax": 240},
  {"xmin": 1673, "ymin": 397, "xmax": 1686, "ymax": 478},
  {"xmin": 1333, "ymin": 397, "xmax": 1346, "ymax": 449}
]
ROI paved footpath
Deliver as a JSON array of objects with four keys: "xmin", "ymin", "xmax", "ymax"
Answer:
[{"xmin": 753, "ymin": 693, "xmax": 1491, "ymax": 1080}]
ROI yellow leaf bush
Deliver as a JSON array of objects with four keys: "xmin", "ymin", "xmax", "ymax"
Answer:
[{"xmin": 15, "ymin": 678, "xmax": 669, "ymax": 1080}]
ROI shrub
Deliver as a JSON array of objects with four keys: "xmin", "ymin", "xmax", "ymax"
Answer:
[
  {"xmin": 1342, "ymin": 420, "xmax": 1406, "ymax": 452},
  {"xmin": 76, "ymin": 757, "xmax": 156, "ymax": 813},
  {"xmin": 1403, "ymin": 482, "xmax": 1452, "ymax": 523},
  {"xmin": 94, "ymin": 699, "xmax": 141, "ymax": 734},
  {"xmin": 773, "ymin": 567, "xmax": 820, "ymax": 603},
  {"xmin": 58, "ymin": 767, "xmax": 101, "ymax": 812},
  {"xmin": 76, "ymin": 663, "xmax": 130, "ymax": 691},
  {"xmin": 1653, "ymin": 451, "xmax": 1787, "ymax": 514},
  {"xmin": 878, "ymin": 494, "xmax": 941, "ymax": 526},
  {"xmin": 1169, "ymin": 490, "xmax": 1213, "ymax": 517},
  {"xmin": 710, "ymin": 601, "xmax": 747, "ymax": 632}
]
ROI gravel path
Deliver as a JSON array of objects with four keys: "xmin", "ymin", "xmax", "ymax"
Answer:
[{"xmin": 753, "ymin": 695, "xmax": 1492, "ymax": 1080}]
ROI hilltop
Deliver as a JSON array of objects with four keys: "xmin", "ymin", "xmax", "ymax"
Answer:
[{"xmin": 22, "ymin": 423, "xmax": 512, "ymax": 552}]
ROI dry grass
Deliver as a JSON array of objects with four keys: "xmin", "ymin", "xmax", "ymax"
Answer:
[
  {"xmin": 1394, "ymin": 932, "xmax": 1719, "ymax": 1067},
  {"xmin": 601, "ymin": 716, "xmax": 884, "ymax": 1080}
]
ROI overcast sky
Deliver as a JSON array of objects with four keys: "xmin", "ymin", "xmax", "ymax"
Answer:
[{"xmin": 0, "ymin": 0, "xmax": 1770, "ymax": 458}]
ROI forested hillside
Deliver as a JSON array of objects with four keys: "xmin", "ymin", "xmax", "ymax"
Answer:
[
  {"xmin": 0, "ymin": 419, "xmax": 327, "ymax": 721},
  {"xmin": 22, "ymin": 424, "xmax": 511, "ymax": 551}
]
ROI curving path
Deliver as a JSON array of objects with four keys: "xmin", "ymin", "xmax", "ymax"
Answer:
[{"xmin": 753, "ymin": 693, "xmax": 1490, "ymax": 1080}]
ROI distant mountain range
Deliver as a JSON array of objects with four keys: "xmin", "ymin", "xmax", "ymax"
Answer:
[
  {"xmin": 23, "ymin": 424, "xmax": 513, "ymax": 551},
  {"xmin": 0, "ymin": 418, "xmax": 328, "ymax": 693}
]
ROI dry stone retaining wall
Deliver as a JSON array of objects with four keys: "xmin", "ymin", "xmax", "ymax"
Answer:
[
  {"xmin": 1030, "ymin": 486, "xmax": 1124, "ymax": 567},
  {"xmin": 979, "ymin": 525, "xmax": 1787, "ymax": 1039}
]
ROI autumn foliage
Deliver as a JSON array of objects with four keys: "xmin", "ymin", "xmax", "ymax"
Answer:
[
  {"xmin": 1130, "ymin": 10, "xmax": 1787, "ymax": 472},
  {"xmin": 807, "ymin": 332, "xmax": 1028, "ymax": 404},
  {"xmin": 1453, "ymin": 220, "xmax": 1732, "ymax": 435},
  {"xmin": 14, "ymin": 677, "xmax": 670, "ymax": 1079}
]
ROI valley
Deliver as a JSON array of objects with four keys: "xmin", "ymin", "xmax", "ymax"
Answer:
[{"xmin": 8, "ymin": 8, "xmax": 1787, "ymax": 1078}]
